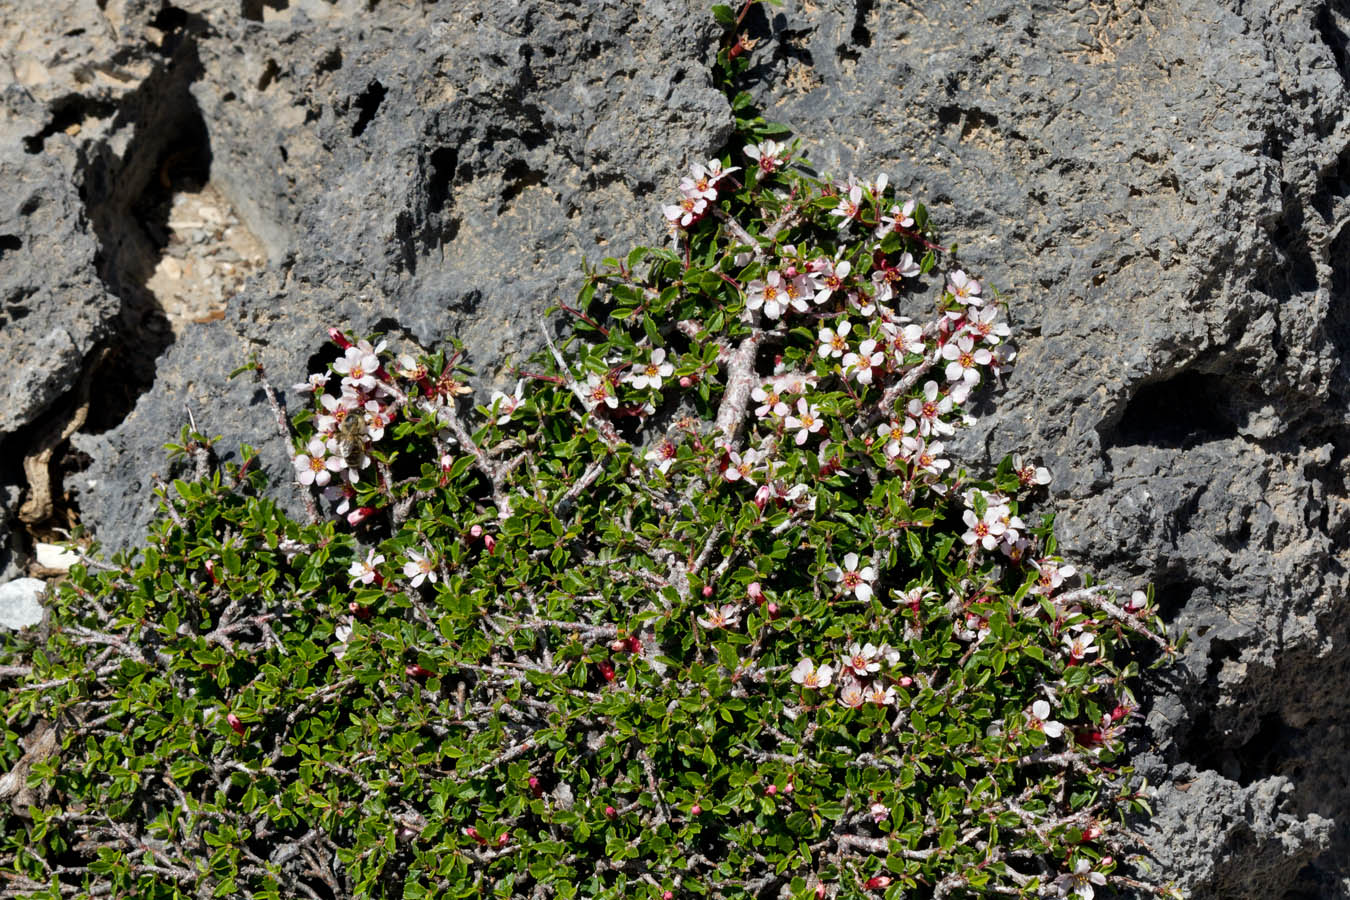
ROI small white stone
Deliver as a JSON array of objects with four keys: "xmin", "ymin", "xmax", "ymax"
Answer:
[
  {"xmin": 34, "ymin": 542, "xmax": 80, "ymax": 571},
  {"xmin": 0, "ymin": 578, "xmax": 46, "ymax": 631}
]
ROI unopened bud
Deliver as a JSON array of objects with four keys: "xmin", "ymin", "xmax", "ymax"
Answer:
[
  {"xmin": 528, "ymin": 776, "xmax": 543, "ymax": 798},
  {"xmin": 863, "ymin": 876, "xmax": 892, "ymax": 890},
  {"xmin": 624, "ymin": 636, "xmax": 642, "ymax": 654},
  {"xmin": 747, "ymin": 581, "xmax": 763, "ymax": 600},
  {"xmin": 405, "ymin": 664, "xmax": 434, "ymax": 678},
  {"xmin": 604, "ymin": 805, "xmax": 617, "ymax": 818},
  {"xmin": 1101, "ymin": 855, "xmax": 1114, "ymax": 866},
  {"xmin": 766, "ymin": 602, "xmax": 779, "ymax": 618},
  {"xmin": 225, "ymin": 712, "xmax": 245, "ymax": 736},
  {"xmin": 702, "ymin": 584, "xmax": 714, "ymax": 597},
  {"xmin": 690, "ymin": 804, "xmax": 702, "ymax": 816},
  {"xmin": 349, "ymin": 602, "xmax": 371, "ymax": 620},
  {"xmin": 497, "ymin": 832, "xmax": 510, "ymax": 847},
  {"xmin": 597, "ymin": 661, "xmax": 616, "ymax": 682},
  {"xmin": 347, "ymin": 506, "xmax": 376, "ymax": 526},
  {"xmin": 783, "ymin": 780, "xmax": 794, "ymax": 794},
  {"xmin": 814, "ymin": 882, "xmax": 827, "ymax": 900},
  {"xmin": 765, "ymin": 784, "xmax": 777, "ymax": 796},
  {"xmin": 483, "ymin": 534, "xmax": 497, "ymax": 554},
  {"xmin": 899, "ymin": 676, "xmax": 913, "ymax": 687},
  {"xmin": 662, "ymin": 892, "xmax": 674, "ymax": 900},
  {"xmin": 328, "ymin": 327, "xmax": 353, "ymax": 349}
]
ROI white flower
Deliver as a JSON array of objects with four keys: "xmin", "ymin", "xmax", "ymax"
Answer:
[
  {"xmin": 725, "ymin": 447, "xmax": 765, "ymax": 485},
  {"xmin": 875, "ymin": 420, "xmax": 904, "ymax": 458},
  {"xmin": 869, "ymin": 800, "xmax": 890, "ymax": 822},
  {"xmin": 1029, "ymin": 700, "xmax": 1066, "ymax": 739},
  {"xmin": 877, "ymin": 199, "xmax": 916, "ymax": 237},
  {"xmin": 1063, "ymin": 632, "xmax": 1098, "ymax": 662},
  {"xmin": 901, "ymin": 436, "xmax": 950, "ymax": 477},
  {"xmin": 840, "ymin": 642, "xmax": 882, "ymax": 678},
  {"xmin": 1126, "ymin": 590, "xmax": 1148, "ymax": 612},
  {"xmin": 751, "ymin": 384, "xmax": 789, "ymax": 419},
  {"xmin": 334, "ymin": 348, "xmax": 380, "ymax": 391},
  {"xmin": 697, "ymin": 603, "xmax": 740, "ymax": 629},
  {"xmin": 968, "ymin": 306, "xmax": 1010, "ymax": 344},
  {"xmin": 488, "ymin": 382, "xmax": 525, "ymax": 424},
  {"xmin": 791, "ymin": 658, "xmax": 833, "ymax": 689},
  {"xmin": 842, "ymin": 339, "xmax": 884, "ymax": 384},
  {"xmin": 961, "ymin": 507, "xmax": 1008, "ymax": 551},
  {"xmin": 866, "ymin": 684, "xmax": 896, "ymax": 706},
  {"xmin": 348, "ymin": 549, "xmax": 385, "ymax": 587},
  {"xmin": 584, "ymin": 373, "xmax": 619, "ymax": 410},
  {"xmin": 1013, "ymin": 454, "xmax": 1052, "ymax": 488},
  {"xmin": 293, "ymin": 372, "xmax": 330, "ymax": 393},
  {"xmin": 825, "ymin": 553, "xmax": 877, "ymax": 603},
  {"xmin": 746, "ymin": 271, "xmax": 790, "ymax": 319},
  {"xmin": 813, "ymin": 257, "xmax": 852, "ymax": 305},
  {"xmin": 838, "ymin": 681, "xmax": 866, "ymax": 708},
  {"xmin": 832, "ymin": 183, "xmax": 864, "ymax": 221},
  {"xmin": 663, "ymin": 195, "xmax": 707, "ymax": 228},
  {"xmin": 817, "ymin": 320, "xmax": 852, "ymax": 358},
  {"xmin": 294, "ymin": 437, "xmax": 344, "ymax": 487},
  {"xmin": 940, "ymin": 334, "xmax": 992, "ymax": 386},
  {"xmin": 627, "ymin": 348, "xmax": 674, "ymax": 390},
  {"xmin": 645, "ymin": 439, "xmax": 678, "ymax": 475},
  {"xmin": 947, "ymin": 269, "xmax": 982, "ymax": 306},
  {"xmin": 333, "ymin": 619, "xmax": 354, "ymax": 660},
  {"xmin": 906, "ymin": 381, "xmax": 955, "ymax": 437},
  {"xmin": 403, "ymin": 549, "xmax": 438, "ymax": 588},
  {"xmin": 785, "ymin": 397, "xmax": 824, "ymax": 446},
  {"xmin": 880, "ymin": 320, "xmax": 925, "ymax": 363},
  {"xmin": 745, "ymin": 139, "xmax": 787, "ymax": 175},
  {"xmin": 1054, "ymin": 859, "xmax": 1107, "ymax": 899},
  {"xmin": 1032, "ymin": 559, "xmax": 1077, "ymax": 596}
]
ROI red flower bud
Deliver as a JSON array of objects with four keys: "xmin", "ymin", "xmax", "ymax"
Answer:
[
  {"xmin": 483, "ymin": 534, "xmax": 497, "ymax": 554},
  {"xmin": 463, "ymin": 826, "xmax": 486, "ymax": 844},
  {"xmin": 204, "ymin": 559, "xmax": 218, "ymax": 585},
  {"xmin": 864, "ymin": 875, "xmax": 892, "ymax": 890},
  {"xmin": 604, "ymin": 805, "xmax": 617, "ymax": 818},
  {"xmin": 690, "ymin": 804, "xmax": 702, "ymax": 816},
  {"xmin": 1076, "ymin": 729, "xmax": 1104, "ymax": 746},
  {"xmin": 624, "ymin": 636, "xmax": 642, "ymax": 654},
  {"xmin": 1082, "ymin": 824, "xmax": 1102, "ymax": 841},
  {"xmin": 528, "ymin": 776, "xmax": 543, "ymax": 798},
  {"xmin": 406, "ymin": 664, "xmax": 434, "ymax": 678},
  {"xmin": 1110, "ymin": 704, "xmax": 1130, "ymax": 721},
  {"xmin": 662, "ymin": 892, "xmax": 674, "ymax": 900},
  {"xmin": 328, "ymin": 327, "xmax": 353, "ymax": 349},
  {"xmin": 349, "ymin": 601, "xmax": 372, "ymax": 619},
  {"xmin": 597, "ymin": 661, "xmax": 616, "ymax": 682},
  {"xmin": 701, "ymin": 585, "xmax": 713, "ymax": 597},
  {"xmin": 765, "ymin": 784, "xmax": 777, "ymax": 796},
  {"xmin": 814, "ymin": 883, "xmax": 827, "ymax": 899},
  {"xmin": 497, "ymin": 832, "xmax": 510, "ymax": 847},
  {"xmin": 766, "ymin": 602, "xmax": 779, "ymax": 618},
  {"xmin": 347, "ymin": 506, "xmax": 376, "ymax": 526},
  {"xmin": 225, "ymin": 712, "xmax": 245, "ymax": 736}
]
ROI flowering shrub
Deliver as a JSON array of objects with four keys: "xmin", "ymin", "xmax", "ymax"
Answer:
[{"xmin": 0, "ymin": 4, "xmax": 1180, "ymax": 899}]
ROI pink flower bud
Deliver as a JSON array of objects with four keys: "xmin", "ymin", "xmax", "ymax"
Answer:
[
  {"xmin": 497, "ymin": 832, "xmax": 510, "ymax": 847},
  {"xmin": 701, "ymin": 585, "xmax": 713, "ymax": 597},
  {"xmin": 347, "ymin": 506, "xmax": 376, "ymax": 526},
  {"xmin": 662, "ymin": 893, "xmax": 674, "ymax": 900},
  {"xmin": 765, "ymin": 784, "xmax": 777, "ymax": 796},
  {"xmin": 469, "ymin": 524, "xmax": 484, "ymax": 538},
  {"xmin": 1082, "ymin": 824, "xmax": 1102, "ymax": 841},
  {"xmin": 604, "ymin": 805, "xmax": 617, "ymax": 818},
  {"xmin": 679, "ymin": 376, "xmax": 692, "ymax": 387},
  {"xmin": 484, "ymin": 534, "xmax": 497, "ymax": 554},
  {"xmin": 528, "ymin": 776, "xmax": 543, "ymax": 798},
  {"xmin": 328, "ymin": 327, "xmax": 353, "ymax": 349},
  {"xmin": 814, "ymin": 883, "xmax": 827, "ymax": 900},
  {"xmin": 690, "ymin": 804, "xmax": 702, "ymax": 816},
  {"xmin": 225, "ymin": 712, "xmax": 245, "ymax": 736},
  {"xmin": 766, "ymin": 602, "xmax": 779, "ymax": 618},
  {"xmin": 864, "ymin": 875, "xmax": 892, "ymax": 890},
  {"xmin": 406, "ymin": 664, "xmax": 434, "ymax": 678},
  {"xmin": 1102, "ymin": 856, "xmax": 1114, "ymax": 866},
  {"xmin": 783, "ymin": 780, "xmax": 794, "ymax": 794},
  {"xmin": 610, "ymin": 638, "xmax": 627, "ymax": 652},
  {"xmin": 747, "ymin": 582, "xmax": 763, "ymax": 600},
  {"xmin": 899, "ymin": 676, "xmax": 913, "ymax": 687}
]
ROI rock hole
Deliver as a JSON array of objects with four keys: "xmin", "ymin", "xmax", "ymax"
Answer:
[
  {"xmin": 0, "ymin": 235, "xmax": 21, "ymax": 259},
  {"xmin": 1328, "ymin": 220, "xmax": 1350, "ymax": 402},
  {"xmin": 1103, "ymin": 371, "xmax": 1241, "ymax": 449},
  {"xmin": 350, "ymin": 80, "xmax": 387, "ymax": 138},
  {"xmin": 501, "ymin": 159, "xmax": 544, "ymax": 205},
  {"xmin": 23, "ymin": 94, "xmax": 117, "ymax": 154},
  {"xmin": 1316, "ymin": 3, "xmax": 1350, "ymax": 83},
  {"xmin": 257, "ymin": 58, "xmax": 280, "ymax": 91}
]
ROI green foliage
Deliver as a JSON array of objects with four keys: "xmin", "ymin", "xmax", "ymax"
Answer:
[{"xmin": 0, "ymin": 3, "xmax": 1177, "ymax": 899}]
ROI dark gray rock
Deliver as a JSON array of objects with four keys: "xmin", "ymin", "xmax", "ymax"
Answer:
[
  {"xmin": 743, "ymin": 0, "xmax": 1350, "ymax": 895},
  {"xmin": 2, "ymin": 0, "xmax": 1348, "ymax": 895}
]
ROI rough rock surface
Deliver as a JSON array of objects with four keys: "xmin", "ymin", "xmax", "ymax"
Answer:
[{"xmin": 2, "ymin": 0, "xmax": 1349, "ymax": 896}]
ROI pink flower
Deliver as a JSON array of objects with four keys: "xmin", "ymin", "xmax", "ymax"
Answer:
[
  {"xmin": 840, "ymin": 642, "xmax": 882, "ymax": 678},
  {"xmin": 876, "ymin": 199, "xmax": 916, "ymax": 237},
  {"xmin": 663, "ymin": 195, "xmax": 707, "ymax": 228},
  {"xmin": 724, "ymin": 447, "xmax": 764, "ymax": 485},
  {"xmin": 967, "ymin": 306, "xmax": 1010, "ymax": 344},
  {"xmin": 745, "ymin": 139, "xmax": 787, "ymax": 175},
  {"xmin": 880, "ymin": 320, "xmax": 925, "ymax": 363},
  {"xmin": 832, "ymin": 183, "xmax": 864, "ymax": 220},
  {"xmin": 961, "ymin": 507, "xmax": 1007, "ymax": 551},
  {"xmin": 1014, "ymin": 454, "xmax": 1052, "ymax": 488},
  {"xmin": 334, "ymin": 348, "xmax": 380, "ymax": 391},
  {"xmin": 645, "ymin": 439, "xmax": 679, "ymax": 475},
  {"xmin": 1063, "ymin": 631, "xmax": 1097, "ymax": 662},
  {"xmin": 837, "ymin": 681, "xmax": 866, "ymax": 708},
  {"xmin": 584, "ymin": 373, "xmax": 619, "ymax": 410},
  {"xmin": 348, "ymin": 549, "xmax": 385, "ymax": 587},
  {"xmin": 813, "ymin": 258, "xmax": 852, "ymax": 305},
  {"xmin": 751, "ymin": 383, "xmax": 789, "ymax": 419}
]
